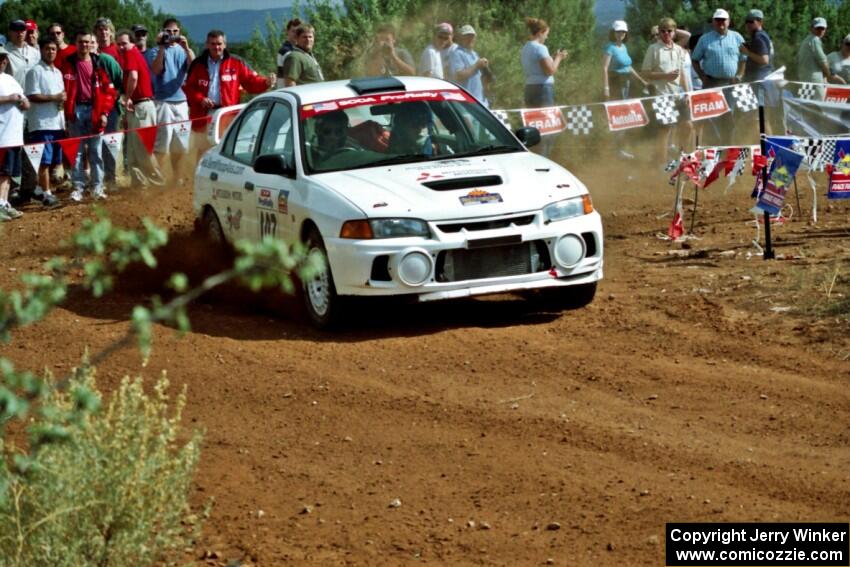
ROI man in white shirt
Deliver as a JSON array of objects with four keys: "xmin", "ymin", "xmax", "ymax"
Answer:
[
  {"xmin": 419, "ymin": 23, "xmax": 452, "ymax": 78},
  {"xmin": 25, "ymin": 37, "xmax": 66, "ymax": 208},
  {"xmin": 0, "ymin": 46, "xmax": 31, "ymax": 221},
  {"xmin": 6, "ymin": 20, "xmax": 40, "ymax": 88}
]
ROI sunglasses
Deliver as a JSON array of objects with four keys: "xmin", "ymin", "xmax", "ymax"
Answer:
[
  {"xmin": 319, "ymin": 127, "xmax": 345, "ymax": 135},
  {"xmin": 49, "ymin": 30, "xmax": 63, "ymax": 35},
  {"xmin": 713, "ymin": 18, "xmax": 728, "ymax": 22},
  {"xmin": 745, "ymin": 19, "xmax": 757, "ymax": 23},
  {"xmin": 660, "ymin": 29, "xmax": 674, "ymax": 33}
]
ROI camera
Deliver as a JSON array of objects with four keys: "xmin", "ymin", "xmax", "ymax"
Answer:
[
  {"xmin": 159, "ymin": 32, "xmax": 179, "ymax": 45},
  {"xmin": 480, "ymin": 65, "xmax": 494, "ymax": 81}
]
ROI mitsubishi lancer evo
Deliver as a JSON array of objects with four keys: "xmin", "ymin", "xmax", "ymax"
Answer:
[{"xmin": 194, "ymin": 76, "xmax": 603, "ymax": 327}]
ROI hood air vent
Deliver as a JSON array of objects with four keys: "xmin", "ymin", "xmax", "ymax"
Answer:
[{"xmin": 421, "ymin": 175, "xmax": 503, "ymax": 191}]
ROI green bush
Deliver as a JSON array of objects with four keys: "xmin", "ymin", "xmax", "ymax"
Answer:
[{"xmin": 0, "ymin": 370, "xmax": 202, "ymax": 567}]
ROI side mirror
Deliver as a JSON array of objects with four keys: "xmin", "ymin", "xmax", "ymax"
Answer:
[
  {"xmin": 515, "ymin": 127, "xmax": 541, "ymax": 148},
  {"xmin": 254, "ymin": 154, "xmax": 296, "ymax": 178}
]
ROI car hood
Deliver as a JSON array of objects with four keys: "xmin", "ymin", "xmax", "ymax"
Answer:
[{"xmin": 314, "ymin": 153, "xmax": 588, "ymax": 220}]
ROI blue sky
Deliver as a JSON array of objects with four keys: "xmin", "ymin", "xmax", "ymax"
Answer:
[{"xmin": 149, "ymin": 0, "xmax": 289, "ymax": 15}]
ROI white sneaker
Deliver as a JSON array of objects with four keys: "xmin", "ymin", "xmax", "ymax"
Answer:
[
  {"xmin": 0, "ymin": 203, "xmax": 23, "ymax": 219},
  {"xmin": 93, "ymin": 187, "xmax": 107, "ymax": 200},
  {"xmin": 70, "ymin": 189, "xmax": 84, "ymax": 202}
]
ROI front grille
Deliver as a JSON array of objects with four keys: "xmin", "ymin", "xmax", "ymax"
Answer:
[
  {"xmin": 436, "ymin": 241, "xmax": 551, "ymax": 282},
  {"xmin": 437, "ymin": 214, "xmax": 535, "ymax": 234}
]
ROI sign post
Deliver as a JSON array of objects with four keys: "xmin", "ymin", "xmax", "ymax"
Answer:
[{"xmin": 759, "ymin": 103, "xmax": 775, "ymax": 259}]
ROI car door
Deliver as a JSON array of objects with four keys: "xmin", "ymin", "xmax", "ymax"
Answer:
[
  {"xmin": 213, "ymin": 101, "xmax": 272, "ymax": 241},
  {"xmin": 252, "ymin": 101, "xmax": 298, "ymax": 243}
]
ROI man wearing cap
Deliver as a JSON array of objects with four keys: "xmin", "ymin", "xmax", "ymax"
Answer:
[
  {"xmin": 449, "ymin": 25, "xmax": 490, "ymax": 107},
  {"xmin": 827, "ymin": 34, "xmax": 850, "ymax": 84},
  {"xmin": 692, "ymin": 9, "xmax": 745, "ymax": 88},
  {"xmin": 24, "ymin": 20, "xmax": 38, "ymax": 48},
  {"xmin": 0, "ymin": 45, "xmax": 30, "ymax": 221},
  {"xmin": 6, "ymin": 20, "xmax": 40, "ymax": 87},
  {"xmin": 146, "ymin": 18, "xmax": 194, "ymax": 183},
  {"xmin": 132, "ymin": 25, "xmax": 149, "ymax": 56},
  {"xmin": 797, "ymin": 18, "xmax": 842, "ymax": 84},
  {"xmin": 419, "ymin": 23, "xmax": 452, "ymax": 78},
  {"xmin": 740, "ymin": 10, "xmax": 773, "ymax": 82}
]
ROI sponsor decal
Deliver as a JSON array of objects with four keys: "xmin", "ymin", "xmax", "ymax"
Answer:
[
  {"xmin": 756, "ymin": 144, "xmax": 804, "ymax": 215},
  {"xmin": 828, "ymin": 140, "xmax": 850, "ymax": 199},
  {"xmin": 824, "ymin": 87, "xmax": 850, "ymax": 104},
  {"xmin": 604, "ymin": 100, "xmax": 649, "ymax": 131},
  {"xmin": 520, "ymin": 107, "xmax": 566, "ymax": 136},
  {"xmin": 212, "ymin": 188, "xmax": 243, "ymax": 201},
  {"xmin": 259, "ymin": 211, "xmax": 278, "ymax": 238},
  {"xmin": 459, "ymin": 189, "xmax": 503, "ymax": 206},
  {"xmin": 278, "ymin": 190, "xmax": 289, "ymax": 214},
  {"xmin": 225, "ymin": 207, "xmax": 242, "ymax": 231},
  {"xmin": 258, "ymin": 188, "xmax": 275, "ymax": 209},
  {"xmin": 416, "ymin": 171, "xmax": 446, "ymax": 182},
  {"xmin": 373, "ymin": 202, "xmax": 388, "ymax": 208},
  {"xmin": 200, "ymin": 156, "xmax": 245, "ymax": 175},
  {"xmin": 688, "ymin": 89, "xmax": 730, "ymax": 121},
  {"xmin": 300, "ymin": 90, "xmax": 474, "ymax": 118}
]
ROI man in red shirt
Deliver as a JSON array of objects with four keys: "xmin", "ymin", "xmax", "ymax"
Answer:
[
  {"xmin": 116, "ymin": 30, "xmax": 163, "ymax": 188},
  {"xmin": 184, "ymin": 30, "xmax": 274, "ymax": 156},
  {"xmin": 47, "ymin": 23, "xmax": 76, "ymax": 74}
]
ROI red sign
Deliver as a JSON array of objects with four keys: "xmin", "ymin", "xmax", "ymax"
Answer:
[
  {"xmin": 688, "ymin": 89, "xmax": 730, "ymax": 121},
  {"xmin": 604, "ymin": 100, "xmax": 649, "ymax": 131},
  {"xmin": 520, "ymin": 107, "xmax": 566, "ymax": 135},
  {"xmin": 824, "ymin": 87, "xmax": 850, "ymax": 104}
]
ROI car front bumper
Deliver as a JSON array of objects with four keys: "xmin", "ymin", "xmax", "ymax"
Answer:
[{"xmin": 325, "ymin": 210, "xmax": 604, "ymax": 300}]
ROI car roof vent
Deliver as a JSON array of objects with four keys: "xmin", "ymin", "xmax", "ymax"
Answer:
[{"xmin": 347, "ymin": 77, "xmax": 407, "ymax": 95}]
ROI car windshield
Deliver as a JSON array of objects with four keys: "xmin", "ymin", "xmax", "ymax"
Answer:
[{"xmin": 300, "ymin": 91, "xmax": 525, "ymax": 174}]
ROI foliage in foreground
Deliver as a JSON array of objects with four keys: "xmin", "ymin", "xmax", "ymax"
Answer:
[
  {"xmin": 0, "ymin": 371, "xmax": 202, "ymax": 567},
  {"xmin": 0, "ymin": 213, "xmax": 313, "ymax": 565}
]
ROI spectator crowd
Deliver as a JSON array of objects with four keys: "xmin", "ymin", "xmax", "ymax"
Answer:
[{"xmin": 0, "ymin": 10, "xmax": 848, "ymax": 222}]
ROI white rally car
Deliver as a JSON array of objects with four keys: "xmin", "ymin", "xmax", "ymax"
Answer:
[{"xmin": 194, "ymin": 76, "xmax": 603, "ymax": 327}]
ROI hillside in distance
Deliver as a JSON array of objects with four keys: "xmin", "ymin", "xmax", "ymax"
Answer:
[{"xmin": 180, "ymin": 7, "xmax": 291, "ymax": 43}]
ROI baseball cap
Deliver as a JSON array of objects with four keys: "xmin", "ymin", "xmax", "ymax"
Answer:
[
  {"xmin": 612, "ymin": 20, "xmax": 628, "ymax": 32},
  {"xmin": 0, "ymin": 45, "xmax": 7, "ymax": 56},
  {"xmin": 812, "ymin": 17, "xmax": 827, "ymax": 29},
  {"xmin": 844, "ymin": 33, "xmax": 850, "ymax": 44},
  {"xmin": 458, "ymin": 24, "xmax": 475, "ymax": 36},
  {"xmin": 435, "ymin": 22, "xmax": 452, "ymax": 35},
  {"xmin": 131, "ymin": 24, "xmax": 148, "ymax": 35},
  {"xmin": 746, "ymin": 9, "xmax": 764, "ymax": 21},
  {"xmin": 712, "ymin": 9, "xmax": 730, "ymax": 20},
  {"xmin": 24, "ymin": 19, "xmax": 37, "ymax": 32},
  {"xmin": 0, "ymin": 34, "xmax": 5, "ymax": 46},
  {"xmin": 94, "ymin": 17, "xmax": 112, "ymax": 28},
  {"xmin": 9, "ymin": 20, "xmax": 27, "ymax": 32}
]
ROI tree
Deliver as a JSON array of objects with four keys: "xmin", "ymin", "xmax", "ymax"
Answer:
[{"xmin": 0, "ymin": 0, "xmax": 174, "ymax": 42}]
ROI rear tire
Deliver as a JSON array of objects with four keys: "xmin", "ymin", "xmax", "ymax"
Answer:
[
  {"xmin": 301, "ymin": 227, "xmax": 346, "ymax": 329},
  {"xmin": 200, "ymin": 207, "xmax": 226, "ymax": 247}
]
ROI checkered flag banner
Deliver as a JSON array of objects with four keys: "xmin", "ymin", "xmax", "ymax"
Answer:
[
  {"xmin": 564, "ymin": 105, "xmax": 593, "ymax": 135},
  {"xmin": 652, "ymin": 95, "xmax": 679, "ymax": 125},
  {"xmin": 731, "ymin": 84, "xmax": 759, "ymax": 112},
  {"xmin": 807, "ymin": 138, "xmax": 837, "ymax": 172},
  {"xmin": 491, "ymin": 110, "xmax": 513, "ymax": 131},
  {"xmin": 797, "ymin": 83, "xmax": 822, "ymax": 101}
]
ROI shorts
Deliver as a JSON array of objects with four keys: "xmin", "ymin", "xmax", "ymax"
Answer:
[
  {"xmin": 0, "ymin": 146, "xmax": 22, "ymax": 177},
  {"xmin": 29, "ymin": 130, "xmax": 65, "ymax": 166},
  {"xmin": 524, "ymin": 83, "xmax": 555, "ymax": 108},
  {"xmin": 154, "ymin": 100, "xmax": 190, "ymax": 154}
]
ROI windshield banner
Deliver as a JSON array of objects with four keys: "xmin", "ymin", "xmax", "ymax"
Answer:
[{"xmin": 300, "ymin": 90, "xmax": 475, "ymax": 119}]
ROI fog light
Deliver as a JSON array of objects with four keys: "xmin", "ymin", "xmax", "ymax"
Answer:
[
  {"xmin": 397, "ymin": 251, "xmax": 432, "ymax": 286},
  {"xmin": 554, "ymin": 235, "xmax": 585, "ymax": 268}
]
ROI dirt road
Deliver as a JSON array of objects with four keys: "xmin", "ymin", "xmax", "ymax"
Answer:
[{"xmin": 1, "ymin": 164, "xmax": 849, "ymax": 566}]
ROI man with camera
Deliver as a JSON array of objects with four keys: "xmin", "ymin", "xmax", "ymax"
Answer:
[
  {"xmin": 145, "ymin": 18, "xmax": 194, "ymax": 184},
  {"xmin": 365, "ymin": 24, "xmax": 415, "ymax": 77}
]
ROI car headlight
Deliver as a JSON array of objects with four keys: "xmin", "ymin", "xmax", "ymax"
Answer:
[
  {"xmin": 543, "ymin": 195, "xmax": 594, "ymax": 223},
  {"xmin": 340, "ymin": 218, "xmax": 431, "ymax": 239}
]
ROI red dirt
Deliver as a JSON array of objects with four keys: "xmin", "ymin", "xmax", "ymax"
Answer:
[{"xmin": 2, "ymin": 158, "xmax": 849, "ymax": 566}]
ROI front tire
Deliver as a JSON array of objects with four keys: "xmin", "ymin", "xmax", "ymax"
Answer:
[
  {"xmin": 200, "ymin": 207, "xmax": 226, "ymax": 247},
  {"xmin": 301, "ymin": 228, "xmax": 346, "ymax": 329}
]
